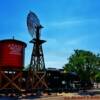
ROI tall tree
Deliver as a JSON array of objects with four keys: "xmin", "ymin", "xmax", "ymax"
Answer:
[{"xmin": 64, "ymin": 49, "xmax": 100, "ymax": 88}]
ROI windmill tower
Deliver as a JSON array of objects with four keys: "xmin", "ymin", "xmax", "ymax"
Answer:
[{"xmin": 27, "ymin": 11, "xmax": 48, "ymax": 90}]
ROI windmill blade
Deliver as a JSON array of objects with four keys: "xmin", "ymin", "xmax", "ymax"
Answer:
[{"xmin": 27, "ymin": 11, "xmax": 40, "ymax": 37}]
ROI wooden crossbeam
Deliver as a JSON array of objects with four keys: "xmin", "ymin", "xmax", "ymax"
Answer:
[
  {"xmin": 1, "ymin": 71, "xmax": 22, "ymax": 91},
  {"xmin": 33, "ymin": 72, "xmax": 48, "ymax": 89}
]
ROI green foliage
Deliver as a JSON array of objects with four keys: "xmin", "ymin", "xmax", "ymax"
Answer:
[
  {"xmin": 64, "ymin": 49, "xmax": 100, "ymax": 82},
  {"xmin": 95, "ymin": 72, "xmax": 100, "ymax": 83}
]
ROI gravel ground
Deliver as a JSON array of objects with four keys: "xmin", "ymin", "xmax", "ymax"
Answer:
[
  {"xmin": 0, "ymin": 94, "xmax": 100, "ymax": 100},
  {"xmin": 0, "ymin": 89, "xmax": 100, "ymax": 100},
  {"xmin": 20, "ymin": 96, "xmax": 64, "ymax": 100}
]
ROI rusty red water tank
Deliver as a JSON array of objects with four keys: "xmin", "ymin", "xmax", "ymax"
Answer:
[{"xmin": 0, "ymin": 39, "xmax": 27, "ymax": 70}]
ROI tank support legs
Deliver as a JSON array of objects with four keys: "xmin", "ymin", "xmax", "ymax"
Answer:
[
  {"xmin": 33, "ymin": 72, "xmax": 48, "ymax": 89},
  {"xmin": 0, "ymin": 70, "xmax": 22, "ymax": 93}
]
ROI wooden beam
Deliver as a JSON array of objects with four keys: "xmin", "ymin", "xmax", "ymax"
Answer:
[{"xmin": 1, "ymin": 71, "xmax": 21, "ymax": 91}]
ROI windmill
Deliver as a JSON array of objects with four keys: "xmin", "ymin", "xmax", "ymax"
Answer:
[{"xmin": 27, "ymin": 11, "xmax": 48, "ymax": 90}]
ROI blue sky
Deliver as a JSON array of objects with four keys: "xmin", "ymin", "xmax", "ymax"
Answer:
[{"xmin": 0, "ymin": 0, "xmax": 100, "ymax": 68}]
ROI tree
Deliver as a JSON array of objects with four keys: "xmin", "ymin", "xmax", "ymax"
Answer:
[{"xmin": 64, "ymin": 49, "xmax": 100, "ymax": 88}]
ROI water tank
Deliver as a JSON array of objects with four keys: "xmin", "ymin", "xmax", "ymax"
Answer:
[{"xmin": 0, "ymin": 39, "xmax": 27, "ymax": 70}]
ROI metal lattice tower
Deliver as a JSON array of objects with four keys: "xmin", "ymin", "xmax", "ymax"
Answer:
[
  {"xmin": 27, "ymin": 11, "xmax": 48, "ymax": 90},
  {"xmin": 30, "ymin": 26, "xmax": 46, "ymax": 71}
]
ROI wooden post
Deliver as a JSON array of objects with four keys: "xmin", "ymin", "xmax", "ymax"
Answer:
[{"xmin": 0, "ymin": 70, "xmax": 2, "ymax": 88}]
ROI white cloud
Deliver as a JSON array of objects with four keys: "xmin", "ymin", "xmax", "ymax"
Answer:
[
  {"xmin": 66, "ymin": 38, "xmax": 82, "ymax": 45},
  {"xmin": 46, "ymin": 20, "xmax": 81, "ymax": 28},
  {"xmin": 50, "ymin": 20, "xmax": 81, "ymax": 27},
  {"xmin": 45, "ymin": 60, "xmax": 66, "ymax": 69},
  {"xmin": 45, "ymin": 18, "xmax": 100, "ymax": 28}
]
